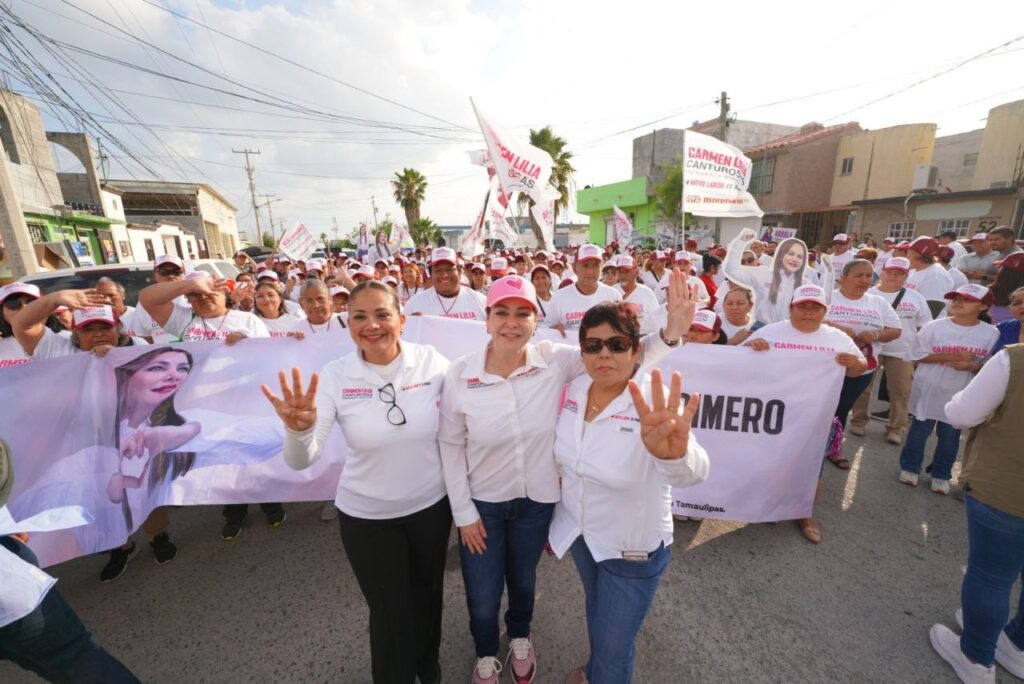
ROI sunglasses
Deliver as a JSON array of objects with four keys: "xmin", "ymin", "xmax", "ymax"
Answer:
[
  {"xmin": 580, "ymin": 335, "xmax": 635, "ymax": 354},
  {"xmin": 155, "ymin": 268, "xmax": 183, "ymax": 277},
  {"xmin": 2, "ymin": 297, "xmax": 31, "ymax": 311}
]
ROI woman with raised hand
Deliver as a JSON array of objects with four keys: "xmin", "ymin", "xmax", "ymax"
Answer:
[
  {"xmin": 439, "ymin": 270, "xmax": 695, "ymax": 684},
  {"xmin": 553, "ymin": 304, "xmax": 709, "ymax": 684},
  {"xmin": 262, "ymin": 281, "xmax": 451, "ymax": 684},
  {"xmin": 723, "ymin": 227, "xmax": 822, "ymax": 324}
]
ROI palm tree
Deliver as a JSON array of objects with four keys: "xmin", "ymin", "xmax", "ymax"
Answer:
[
  {"xmin": 518, "ymin": 126, "xmax": 575, "ymax": 249},
  {"xmin": 391, "ymin": 168, "xmax": 428, "ymax": 230},
  {"xmin": 409, "ymin": 217, "xmax": 441, "ymax": 247}
]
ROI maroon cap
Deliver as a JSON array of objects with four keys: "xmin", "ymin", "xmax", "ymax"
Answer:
[
  {"xmin": 909, "ymin": 236, "xmax": 939, "ymax": 257},
  {"xmin": 936, "ymin": 245, "xmax": 956, "ymax": 262},
  {"xmin": 994, "ymin": 252, "xmax": 1024, "ymax": 272}
]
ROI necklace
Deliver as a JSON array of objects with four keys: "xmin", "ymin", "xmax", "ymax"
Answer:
[
  {"xmin": 198, "ymin": 313, "xmax": 229, "ymax": 338},
  {"xmin": 308, "ymin": 316, "xmax": 332, "ymax": 334},
  {"xmin": 435, "ymin": 288, "xmax": 459, "ymax": 315}
]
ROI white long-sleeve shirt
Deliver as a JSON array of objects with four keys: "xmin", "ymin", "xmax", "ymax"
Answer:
[
  {"xmin": 944, "ymin": 349, "xmax": 1011, "ymax": 428},
  {"xmin": 549, "ymin": 373, "xmax": 710, "ymax": 562},
  {"xmin": 722, "ymin": 233, "xmax": 814, "ymax": 325},
  {"xmin": 438, "ymin": 334, "xmax": 677, "ymax": 527},
  {"xmin": 283, "ymin": 342, "xmax": 449, "ymax": 519}
]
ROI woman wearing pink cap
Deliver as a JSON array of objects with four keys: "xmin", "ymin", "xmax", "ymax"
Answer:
[
  {"xmin": 745, "ymin": 284, "xmax": 867, "ymax": 542},
  {"xmin": 899, "ymin": 285, "xmax": 998, "ymax": 494},
  {"xmin": 0, "ymin": 283, "xmax": 61, "ymax": 366},
  {"xmin": 439, "ymin": 271, "xmax": 695, "ymax": 683}
]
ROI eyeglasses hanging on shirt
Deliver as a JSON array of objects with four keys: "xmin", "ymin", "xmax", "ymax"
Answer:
[{"xmin": 378, "ymin": 383, "xmax": 407, "ymax": 426}]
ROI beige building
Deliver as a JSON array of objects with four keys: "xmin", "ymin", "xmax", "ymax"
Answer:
[
  {"xmin": 830, "ymin": 124, "xmax": 937, "ymax": 211},
  {"xmin": 971, "ymin": 99, "xmax": 1024, "ymax": 191}
]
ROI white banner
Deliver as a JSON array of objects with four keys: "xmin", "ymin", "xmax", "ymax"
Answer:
[
  {"xmin": 2, "ymin": 324, "xmax": 842, "ymax": 567},
  {"xmin": 612, "ymin": 204, "xmax": 633, "ymax": 246},
  {"xmin": 278, "ymin": 222, "xmax": 319, "ymax": 261},
  {"xmin": 530, "ymin": 198, "xmax": 556, "ymax": 250},
  {"xmin": 762, "ymin": 227, "xmax": 797, "ymax": 242},
  {"xmin": 681, "ymin": 130, "xmax": 764, "ymax": 219},
  {"xmin": 471, "ymin": 98, "xmax": 558, "ymax": 208}
]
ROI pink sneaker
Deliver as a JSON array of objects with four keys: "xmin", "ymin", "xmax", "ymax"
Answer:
[
  {"xmin": 507, "ymin": 637, "xmax": 536, "ymax": 683},
  {"xmin": 471, "ymin": 656, "xmax": 501, "ymax": 684}
]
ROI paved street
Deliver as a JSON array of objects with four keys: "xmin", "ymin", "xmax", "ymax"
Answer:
[{"xmin": 3, "ymin": 427, "xmax": 1018, "ymax": 683}]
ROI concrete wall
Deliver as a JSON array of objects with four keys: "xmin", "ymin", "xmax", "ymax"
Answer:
[
  {"xmin": 755, "ymin": 134, "xmax": 846, "ymax": 214},
  {"xmin": 855, "ymin": 193, "xmax": 1018, "ymax": 239},
  {"xmin": 197, "ymin": 187, "xmax": 240, "ymax": 258},
  {"xmin": 0, "ymin": 91, "xmax": 63, "ymax": 214},
  {"xmin": 47, "ymin": 132, "xmax": 103, "ymax": 207},
  {"xmin": 830, "ymin": 124, "xmax": 937, "ymax": 206},
  {"xmin": 971, "ymin": 99, "xmax": 1024, "ymax": 190},
  {"xmin": 100, "ymin": 189, "xmax": 126, "ymax": 222},
  {"xmin": 932, "ymin": 129, "xmax": 983, "ymax": 192}
]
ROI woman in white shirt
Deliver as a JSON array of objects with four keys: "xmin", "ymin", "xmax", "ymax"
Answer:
[
  {"xmin": 253, "ymin": 282, "xmax": 302, "ymax": 338},
  {"xmin": 0, "ymin": 283, "xmax": 52, "ymax": 368},
  {"xmin": 823, "ymin": 259, "xmax": 902, "ymax": 469},
  {"xmin": 399, "ymin": 261, "xmax": 423, "ymax": 304},
  {"xmin": 723, "ymin": 228, "xmax": 820, "ymax": 324},
  {"xmin": 263, "ymin": 281, "xmax": 452, "ymax": 684},
  {"xmin": 745, "ymin": 284, "xmax": 868, "ymax": 543},
  {"xmin": 529, "ymin": 264, "xmax": 554, "ymax": 324},
  {"xmin": 439, "ymin": 272, "xmax": 695, "ymax": 683},
  {"xmin": 898, "ymin": 285, "xmax": 999, "ymax": 494},
  {"xmin": 721, "ymin": 287, "xmax": 758, "ymax": 345},
  {"xmin": 551, "ymin": 302, "xmax": 709, "ymax": 684}
]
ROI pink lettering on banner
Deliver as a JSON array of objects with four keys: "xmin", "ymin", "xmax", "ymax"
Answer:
[
  {"xmin": 342, "ymin": 388, "xmax": 372, "ymax": 400},
  {"xmin": 0, "ymin": 358, "xmax": 30, "ymax": 368},
  {"xmin": 184, "ymin": 327, "xmax": 229, "ymax": 341},
  {"xmin": 269, "ymin": 331, "xmax": 290, "ymax": 338}
]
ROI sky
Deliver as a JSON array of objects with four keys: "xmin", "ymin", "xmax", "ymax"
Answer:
[{"xmin": 4, "ymin": 0, "xmax": 1024, "ymax": 243}]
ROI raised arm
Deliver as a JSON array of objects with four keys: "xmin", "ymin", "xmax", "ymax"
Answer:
[
  {"xmin": 12, "ymin": 289, "xmax": 107, "ymax": 355},
  {"xmin": 139, "ymin": 276, "xmax": 228, "ymax": 327},
  {"xmin": 261, "ymin": 367, "xmax": 335, "ymax": 470},
  {"xmin": 721, "ymin": 227, "xmax": 763, "ymax": 290}
]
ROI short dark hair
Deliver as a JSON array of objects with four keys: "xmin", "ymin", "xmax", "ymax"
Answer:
[
  {"xmin": 703, "ymin": 255, "xmax": 722, "ymax": 273},
  {"xmin": 349, "ymin": 280, "xmax": 402, "ymax": 313},
  {"xmin": 989, "ymin": 226, "xmax": 1015, "ymax": 240},
  {"xmin": 939, "ymin": 230, "xmax": 958, "ymax": 239},
  {"xmin": 578, "ymin": 301, "xmax": 641, "ymax": 352}
]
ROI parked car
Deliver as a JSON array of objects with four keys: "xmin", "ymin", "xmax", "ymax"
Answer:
[{"xmin": 19, "ymin": 259, "xmax": 239, "ymax": 306}]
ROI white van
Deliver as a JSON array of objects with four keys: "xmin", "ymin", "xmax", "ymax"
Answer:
[{"xmin": 19, "ymin": 259, "xmax": 239, "ymax": 307}]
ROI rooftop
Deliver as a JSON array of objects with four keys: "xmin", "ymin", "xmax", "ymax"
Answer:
[{"xmin": 745, "ymin": 121, "xmax": 861, "ymax": 155}]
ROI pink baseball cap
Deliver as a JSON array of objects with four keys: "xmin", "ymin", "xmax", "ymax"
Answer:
[
  {"xmin": 353, "ymin": 265, "xmax": 376, "ymax": 280},
  {"xmin": 689, "ymin": 309, "xmax": 720, "ymax": 333},
  {"xmin": 73, "ymin": 305, "xmax": 117, "ymax": 329},
  {"xmin": 154, "ymin": 254, "xmax": 184, "ymax": 270},
  {"xmin": 791, "ymin": 284, "xmax": 828, "ymax": 307},
  {"xmin": 257, "ymin": 271, "xmax": 280, "ymax": 282},
  {"xmin": 530, "ymin": 264, "xmax": 550, "ymax": 277},
  {"xmin": 576, "ymin": 244, "xmax": 603, "ymax": 263},
  {"xmin": 0, "ymin": 282, "xmax": 40, "ymax": 303},
  {"xmin": 469, "ymin": 262, "xmax": 486, "ymax": 273},
  {"xmin": 944, "ymin": 284, "xmax": 994, "ymax": 306},
  {"xmin": 616, "ymin": 255, "xmax": 635, "ymax": 269},
  {"xmin": 486, "ymin": 275, "xmax": 540, "ymax": 313},
  {"xmin": 382, "ymin": 276, "xmax": 398, "ymax": 286},
  {"xmin": 883, "ymin": 257, "xmax": 911, "ymax": 272},
  {"xmin": 431, "ymin": 247, "xmax": 458, "ymax": 266}
]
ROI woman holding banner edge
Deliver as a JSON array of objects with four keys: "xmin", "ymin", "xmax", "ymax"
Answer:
[{"xmin": 438, "ymin": 269, "xmax": 695, "ymax": 684}]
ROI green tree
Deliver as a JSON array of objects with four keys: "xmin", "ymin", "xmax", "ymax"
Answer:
[
  {"xmin": 261, "ymin": 232, "xmax": 277, "ymax": 249},
  {"xmin": 409, "ymin": 217, "xmax": 441, "ymax": 247},
  {"xmin": 391, "ymin": 169, "xmax": 428, "ymax": 230},
  {"xmin": 654, "ymin": 160, "xmax": 683, "ymax": 229},
  {"xmin": 517, "ymin": 126, "xmax": 575, "ymax": 249}
]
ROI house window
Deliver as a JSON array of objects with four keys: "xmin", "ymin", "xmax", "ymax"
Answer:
[
  {"xmin": 962, "ymin": 153, "xmax": 978, "ymax": 166},
  {"xmin": 887, "ymin": 222, "xmax": 916, "ymax": 240},
  {"xmin": 840, "ymin": 157, "xmax": 854, "ymax": 176},
  {"xmin": 936, "ymin": 218, "xmax": 971, "ymax": 238},
  {"xmin": 749, "ymin": 158, "xmax": 775, "ymax": 194},
  {"xmin": 26, "ymin": 223, "xmax": 46, "ymax": 243},
  {"xmin": 143, "ymin": 239, "xmax": 155, "ymax": 262}
]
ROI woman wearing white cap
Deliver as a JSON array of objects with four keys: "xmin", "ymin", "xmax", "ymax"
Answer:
[
  {"xmin": 640, "ymin": 250, "xmax": 671, "ymax": 303},
  {"xmin": 671, "ymin": 252, "xmax": 710, "ymax": 306},
  {"xmin": 848, "ymin": 257, "xmax": 932, "ymax": 445},
  {"xmin": 440, "ymin": 271, "xmax": 695, "ymax": 683},
  {"xmin": 722, "ymin": 228, "xmax": 820, "ymax": 325},
  {"xmin": 406, "ymin": 247, "xmax": 487, "ymax": 321},
  {"xmin": 745, "ymin": 284, "xmax": 867, "ymax": 542},
  {"xmin": 263, "ymin": 281, "xmax": 452, "ymax": 684},
  {"xmin": 545, "ymin": 245, "xmax": 622, "ymax": 335},
  {"xmin": 529, "ymin": 264, "xmax": 554, "ymax": 324},
  {"xmin": 138, "ymin": 274, "xmax": 285, "ymax": 539},
  {"xmin": 553, "ymin": 304, "xmax": 708, "ymax": 684},
  {"xmin": 898, "ymin": 284, "xmax": 999, "ymax": 494},
  {"xmin": 0, "ymin": 283, "xmax": 61, "ymax": 366},
  {"xmin": 612, "ymin": 255, "xmax": 659, "ymax": 334}
]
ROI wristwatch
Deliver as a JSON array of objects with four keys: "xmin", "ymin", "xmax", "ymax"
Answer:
[{"xmin": 660, "ymin": 329, "xmax": 681, "ymax": 347}]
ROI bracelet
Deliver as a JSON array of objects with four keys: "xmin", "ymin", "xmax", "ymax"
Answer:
[{"xmin": 660, "ymin": 329, "xmax": 681, "ymax": 347}]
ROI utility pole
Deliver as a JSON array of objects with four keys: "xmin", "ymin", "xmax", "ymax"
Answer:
[
  {"xmin": 259, "ymin": 194, "xmax": 281, "ymax": 242},
  {"xmin": 711, "ymin": 90, "xmax": 731, "ymax": 244},
  {"xmin": 331, "ymin": 217, "xmax": 339, "ymax": 248},
  {"xmin": 233, "ymin": 148, "xmax": 261, "ymax": 242}
]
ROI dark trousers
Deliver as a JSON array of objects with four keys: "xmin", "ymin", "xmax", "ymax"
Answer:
[
  {"xmin": 338, "ymin": 496, "xmax": 453, "ymax": 684},
  {"xmin": 834, "ymin": 372, "xmax": 874, "ymax": 429},
  {"xmin": 0, "ymin": 537, "xmax": 140, "ymax": 683},
  {"xmin": 222, "ymin": 502, "xmax": 283, "ymax": 523}
]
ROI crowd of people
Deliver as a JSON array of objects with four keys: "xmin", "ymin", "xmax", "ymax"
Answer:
[{"xmin": 0, "ymin": 223, "xmax": 1022, "ymax": 684}]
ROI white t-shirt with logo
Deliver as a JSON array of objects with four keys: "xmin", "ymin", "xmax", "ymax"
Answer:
[
  {"xmin": 613, "ymin": 283, "xmax": 660, "ymax": 334},
  {"xmin": 33, "ymin": 327, "xmax": 149, "ymax": 360},
  {"xmin": 405, "ymin": 287, "xmax": 487, "ymax": 322},
  {"xmin": 908, "ymin": 318, "xmax": 999, "ymax": 422},
  {"xmin": 0, "ymin": 335, "xmax": 30, "ymax": 367},
  {"xmin": 869, "ymin": 286, "xmax": 932, "ymax": 360},
  {"xmin": 131, "ymin": 298, "xmax": 188, "ymax": 344},
  {"xmin": 907, "ymin": 263, "xmax": 954, "ymax": 303},
  {"xmin": 259, "ymin": 313, "xmax": 304, "ymax": 338},
  {"xmin": 641, "ymin": 270, "xmax": 671, "ymax": 304},
  {"xmin": 285, "ymin": 314, "xmax": 350, "ymax": 346},
  {"xmin": 751, "ymin": 320, "xmax": 864, "ymax": 357},
  {"xmin": 824, "ymin": 291, "xmax": 901, "ymax": 365},
  {"xmin": 163, "ymin": 304, "xmax": 270, "ymax": 341},
  {"xmin": 545, "ymin": 283, "xmax": 622, "ymax": 330}
]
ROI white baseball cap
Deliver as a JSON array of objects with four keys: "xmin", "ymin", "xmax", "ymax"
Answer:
[
  {"xmin": 329, "ymin": 286, "xmax": 350, "ymax": 298},
  {"xmin": 883, "ymin": 257, "xmax": 911, "ymax": 272},
  {"xmin": 257, "ymin": 271, "xmax": 280, "ymax": 282},
  {"xmin": 0, "ymin": 282, "xmax": 40, "ymax": 303},
  {"xmin": 490, "ymin": 257, "xmax": 509, "ymax": 274},
  {"xmin": 154, "ymin": 254, "xmax": 184, "ymax": 270},
  {"xmin": 382, "ymin": 275, "xmax": 398, "ymax": 286},
  {"xmin": 616, "ymin": 255, "xmax": 635, "ymax": 269},
  {"xmin": 944, "ymin": 283, "xmax": 994, "ymax": 306},
  {"xmin": 969, "ymin": 232, "xmax": 989, "ymax": 242},
  {"xmin": 353, "ymin": 265, "xmax": 376, "ymax": 280},
  {"xmin": 431, "ymin": 247, "xmax": 458, "ymax": 266},
  {"xmin": 73, "ymin": 305, "xmax": 117, "ymax": 329},
  {"xmin": 832, "ymin": 233, "xmax": 850, "ymax": 243},
  {"xmin": 576, "ymin": 244, "xmax": 603, "ymax": 263},
  {"xmin": 674, "ymin": 251, "xmax": 693, "ymax": 263},
  {"xmin": 791, "ymin": 284, "xmax": 828, "ymax": 307},
  {"xmin": 690, "ymin": 309, "xmax": 720, "ymax": 333}
]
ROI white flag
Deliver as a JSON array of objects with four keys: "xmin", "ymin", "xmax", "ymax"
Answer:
[
  {"xmin": 471, "ymin": 99, "xmax": 559, "ymax": 208},
  {"xmin": 530, "ymin": 198, "xmax": 556, "ymax": 251},
  {"xmin": 461, "ymin": 185, "xmax": 491, "ymax": 257},
  {"xmin": 278, "ymin": 222, "xmax": 319, "ymax": 261},
  {"xmin": 680, "ymin": 130, "xmax": 763, "ymax": 219},
  {"xmin": 488, "ymin": 189, "xmax": 520, "ymax": 248},
  {"xmin": 612, "ymin": 204, "xmax": 633, "ymax": 247}
]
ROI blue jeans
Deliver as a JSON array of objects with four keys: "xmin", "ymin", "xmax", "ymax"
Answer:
[
  {"xmin": 570, "ymin": 536, "xmax": 670, "ymax": 684},
  {"xmin": 459, "ymin": 497, "xmax": 555, "ymax": 658},
  {"xmin": 0, "ymin": 537, "xmax": 140, "ymax": 683},
  {"xmin": 960, "ymin": 496, "xmax": 1024, "ymax": 665},
  {"xmin": 898, "ymin": 417, "xmax": 961, "ymax": 480}
]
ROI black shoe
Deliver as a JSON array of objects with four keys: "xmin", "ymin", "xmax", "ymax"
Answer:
[
  {"xmin": 149, "ymin": 533, "xmax": 177, "ymax": 565},
  {"xmin": 222, "ymin": 520, "xmax": 244, "ymax": 541},
  {"xmin": 266, "ymin": 508, "xmax": 287, "ymax": 528},
  {"xmin": 100, "ymin": 541, "xmax": 138, "ymax": 583},
  {"xmin": 869, "ymin": 409, "xmax": 890, "ymax": 422}
]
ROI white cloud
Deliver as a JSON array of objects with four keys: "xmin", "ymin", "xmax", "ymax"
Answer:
[{"xmin": 7, "ymin": 0, "xmax": 1024, "ymax": 242}]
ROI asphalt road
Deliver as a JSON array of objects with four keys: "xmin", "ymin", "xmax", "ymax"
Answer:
[{"xmin": 3, "ymin": 426, "xmax": 1019, "ymax": 683}]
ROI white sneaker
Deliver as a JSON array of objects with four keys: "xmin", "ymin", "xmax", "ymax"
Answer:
[
  {"xmin": 673, "ymin": 514, "xmax": 690, "ymax": 522},
  {"xmin": 956, "ymin": 608, "xmax": 1024, "ymax": 678},
  {"xmin": 931, "ymin": 478, "xmax": 951, "ymax": 495},
  {"xmin": 320, "ymin": 503, "xmax": 339, "ymax": 521},
  {"xmin": 899, "ymin": 470, "xmax": 919, "ymax": 486},
  {"xmin": 885, "ymin": 431, "xmax": 903, "ymax": 445},
  {"xmin": 848, "ymin": 423, "xmax": 866, "ymax": 436},
  {"xmin": 930, "ymin": 623, "xmax": 995, "ymax": 684},
  {"xmin": 472, "ymin": 656, "xmax": 502, "ymax": 684}
]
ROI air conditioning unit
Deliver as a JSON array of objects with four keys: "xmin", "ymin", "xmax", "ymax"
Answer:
[{"xmin": 912, "ymin": 165, "xmax": 940, "ymax": 192}]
